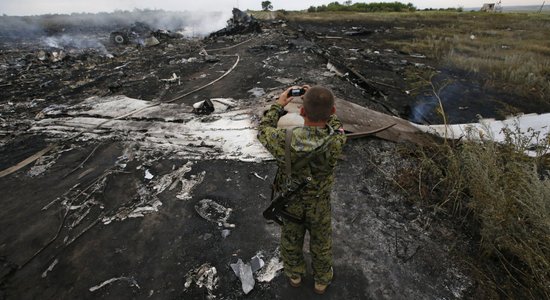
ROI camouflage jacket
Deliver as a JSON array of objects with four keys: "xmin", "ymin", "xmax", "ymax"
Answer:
[{"xmin": 257, "ymin": 104, "xmax": 346, "ymax": 201}]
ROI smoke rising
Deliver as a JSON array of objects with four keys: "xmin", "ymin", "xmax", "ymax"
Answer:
[
  {"xmin": 41, "ymin": 35, "xmax": 110, "ymax": 56},
  {"xmin": 0, "ymin": 9, "xmax": 230, "ymax": 42}
]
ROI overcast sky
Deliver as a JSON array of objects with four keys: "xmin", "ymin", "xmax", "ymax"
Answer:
[{"xmin": 0, "ymin": 0, "xmax": 542, "ymax": 16}]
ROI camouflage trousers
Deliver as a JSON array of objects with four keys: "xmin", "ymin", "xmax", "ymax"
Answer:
[{"xmin": 281, "ymin": 196, "xmax": 333, "ymax": 285}]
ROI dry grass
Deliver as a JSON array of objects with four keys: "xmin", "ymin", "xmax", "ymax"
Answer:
[
  {"xmin": 398, "ymin": 118, "xmax": 550, "ymax": 298},
  {"xmin": 397, "ymin": 13, "xmax": 550, "ymax": 297}
]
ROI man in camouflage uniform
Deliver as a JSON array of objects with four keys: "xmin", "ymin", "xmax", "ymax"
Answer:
[{"xmin": 257, "ymin": 85, "xmax": 346, "ymax": 294}]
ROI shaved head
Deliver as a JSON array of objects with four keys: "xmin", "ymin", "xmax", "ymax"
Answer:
[{"xmin": 302, "ymin": 86, "xmax": 335, "ymax": 122}]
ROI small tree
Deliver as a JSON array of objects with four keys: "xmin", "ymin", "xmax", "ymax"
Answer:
[
  {"xmin": 261, "ymin": 1, "xmax": 273, "ymax": 11},
  {"xmin": 344, "ymin": 0, "xmax": 353, "ymax": 5}
]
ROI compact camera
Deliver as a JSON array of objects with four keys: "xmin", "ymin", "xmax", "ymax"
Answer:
[{"xmin": 288, "ymin": 88, "xmax": 306, "ymax": 97}]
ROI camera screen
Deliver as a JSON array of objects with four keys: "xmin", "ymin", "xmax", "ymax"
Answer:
[{"xmin": 289, "ymin": 88, "xmax": 304, "ymax": 96}]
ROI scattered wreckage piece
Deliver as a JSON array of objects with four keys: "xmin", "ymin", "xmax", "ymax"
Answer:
[
  {"xmin": 184, "ymin": 263, "xmax": 218, "ymax": 299},
  {"xmin": 7, "ymin": 92, "xmax": 433, "ymax": 181},
  {"xmin": 414, "ymin": 113, "xmax": 550, "ymax": 157},
  {"xmin": 230, "ymin": 259, "xmax": 255, "ymax": 294},
  {"xmin": 275, "ymin": 94, "xmax": 549, "ymax": 154},
  {"xmin": 160, "ymin": 73, "xmax": 180, "ymax": 84},
  {"xmin": 0, "ymin": 144, "xmax": 56, "ymax": 178},
  {"xmin": 230, "ymin": 254, "xmax": 265, "ymax": 294},
  {"xmin": 150, "ymin": 162, "xmax": 206, "ymax": 200},
  {"xmin": 102, "ymin": 184, "xmax": 163, "ymax": 224},
  {"xmin": 110, "ymin": 22, "xmax": 182, "ymax": 46},
  {"xmin": 110, "ymin": 31, "xmax": 129, "ymax": 44},
  {"xmin": 195, "ymin": 199, "xmax": 235, "ymax": 228},
  {"xmin": 256, "ymin": 252, "xmax": 284, "ymax": 283},
  {"xmin": 174, "ymin": 171, "xmax": 205, "ymax": 200},
  {"xmin": 343, "ymin": 26, "xmax": 374, "ymax": 36},
  {"xmin": 0, "ymin": 90, "xmax": 436, "ymax": 179},
  {"xmin": 41, "ymin": 258, "xmax": 59, "ymax": 278},
  {"xmin": 110, "ymin": 22, "xmax": 151, "ymax": 45},
  {"xmin": 333, "ymin": 97, "xmax": 434, "ymax": 145},
  {"xmin": 193, "ymin": 99, "xmax": 215, "ymax": 115},
  {"xmin": 30, "ymin": 95, "xmax": 271, "ymax": 162},
  {"xmin": 192, "ymin": 98, "xmax": 236, "ymax": 115},
  {"xmin": 229, "ymin": 250, "xmax": 282, "ymax": 294},
  {"xmin": 249, "ymin": 254, "xmax": 265, "ymax": 273},
  {"xmin": 89, "ymin": 276, "xmax": 140, "ymax": 292},
  {"xmin": 143, "ymin": 36, "xmax": 160, "ymax": 47},
  {"xmin": 273, "ymin": 96, "xmax": 434, "ymax": 146}
]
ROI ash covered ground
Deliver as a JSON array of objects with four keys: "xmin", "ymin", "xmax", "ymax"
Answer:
[{"xmin": 0, "ymin": 10, "xmax": 521, "ymax": 299}]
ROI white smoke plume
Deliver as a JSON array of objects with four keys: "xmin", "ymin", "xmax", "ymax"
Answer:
[
  {"xmin": 41, "ymin": 35, "xmax": 109, "ymax": 54},
  {"xmin": 0, "ymin": 9, "xmax": 231, "ymax": 42}
]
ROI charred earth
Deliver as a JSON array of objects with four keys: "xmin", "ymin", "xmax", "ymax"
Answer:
[{"xmin": 0, "ymin": 9, "xmax": 544, "ymax": 299}]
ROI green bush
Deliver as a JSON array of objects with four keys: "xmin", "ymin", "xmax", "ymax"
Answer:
[{"xmin": 308, "ymin": 1, "xmax": 416, "ymax": 13}]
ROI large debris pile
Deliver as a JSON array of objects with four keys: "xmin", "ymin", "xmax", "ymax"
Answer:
[
  {"xmin": 211, "ymin": 8, "xmax": 261, "ymax": 37},
  {"xmin": 110, "ymin": 22, "xmax": 183, "ymax": 46}
]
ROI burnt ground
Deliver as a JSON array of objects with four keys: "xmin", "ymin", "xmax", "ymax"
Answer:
[{"xmin": 0, "ymin": 13, "xmax": 534, "ymax": 299}]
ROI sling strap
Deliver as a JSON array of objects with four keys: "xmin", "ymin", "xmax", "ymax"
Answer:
[{"xmin": 285, "ymin": 127, "xmax": 294, "ymax": 179}]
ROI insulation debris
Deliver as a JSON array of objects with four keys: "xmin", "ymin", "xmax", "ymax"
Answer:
[
  {"xmin": 247, "ymin": 87, "xmax": 265, "ymax": 98},
  {"xmin": 27, "ymin": 152, "xmax": 59, "ymax": 177},
  {"xmin": 144, "ymin": 169, "xmax": 154, "ymax": 180},
  {"xmin": 160, "ymin": 73, "xmax": 180, "ymax": 84},
  {"xmin": 256, "ymin": 250, "xmax": 284, "ymax": 283},
  {"xmin": 184, "ymin": 263, "xmax": 218, "ymax": 299},
  {"xmin": 152, "ymin": 162, "xmax": 206, "ymax": 200},
  {"xmin": 153, "ymin": 162, "xmax": 192, "ymax": 194},
  {"xmin": 194, "ymin": 199, "xmax": 235, "ymax": 228},
  {"xmin": 176, "ymin": 171, "xmax": 205, "ymax": 200},
  {"xmin": 102, "ymin": 184, "xmax": 162, "ymax": 224}
]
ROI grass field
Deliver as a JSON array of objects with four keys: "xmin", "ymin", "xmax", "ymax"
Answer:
[
  {"xmin": 390, "ymin": 12, "xmax": 550, "ymax": 104},
  {"xmin": 271, "ymin": 11, "xmax": 550, "ymax": 105}
]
